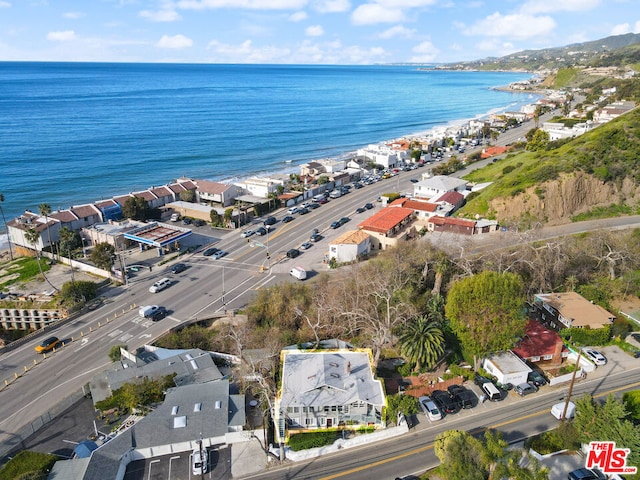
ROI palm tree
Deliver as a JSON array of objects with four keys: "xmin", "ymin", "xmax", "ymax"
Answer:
[
  {"xmin": 38, "ymin": 203, "xmax": 53, "ymax": 257},
  {"xmin": 0, "ymin": 193, "xmax": 14, "ymax": 260},
  {"xmin": 399, "ymin": 315, "xmax": 445, "ymax": 372},
  {"xmin": 24, "ymin": 227, "xmax": 58, "ymax": 292}
]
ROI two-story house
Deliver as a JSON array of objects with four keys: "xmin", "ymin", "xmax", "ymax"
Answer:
[{"xmin": 532, "ymin": 292, "xmax": 616, "ymax": 331}]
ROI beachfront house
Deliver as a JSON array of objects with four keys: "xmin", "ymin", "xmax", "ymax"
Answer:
[
  {"xmin": 236, "ymin": 177, "xmax": 284, "ymax": 198},
  {"xmin": 356, "ymin": 144, "xmax": 399, "ymax": 170},
  {"xmin": 195, "ymin": 179, "xmax": 238, "ymax": 207},
  {"xmin": 274, "ymin": 346, "xmax": 386, "ymax": 443}
]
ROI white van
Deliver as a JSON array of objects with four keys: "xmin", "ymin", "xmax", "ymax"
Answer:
[
  {"xmin": 551, "ymin": 401, "xmax": 575, "ymax": 420},
  {"xmin": 481, "ymin": 382, "xmax": 502, "ymax": 402},
  {"xmin": 149, "ymin": 277, "xmax": 171, "ymax": 293},
  {"xmin": 290, "ymin": 266, "xmax": 307, "ymax": 280},
  {"xmin": 139, "ymin": 305, "xmax": 159, "ymax": 318}
]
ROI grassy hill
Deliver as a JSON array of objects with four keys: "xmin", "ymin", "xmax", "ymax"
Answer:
[{"xmin": 459, "ymin": 107, "xmax": 640, "ymax": 226}]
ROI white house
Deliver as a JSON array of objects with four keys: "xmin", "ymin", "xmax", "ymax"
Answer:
[
  {"xmin": 195, "ymin": 179, "xmax": 238, "ymax": 207},
  {"xmin": 413, "ymin": 175, "xmax": 468, "ymax": 200},
  {"xmin": 482, "ymin": 351, "xmax": 532, "ymax": 387},
  {"xmin": 356, "ymin": 144, "xmax": 399, "ymax": 169},
  {"xmin": 329, "ymin": 230, "xmax": 371, "ymax": 263},
  {"xmin": 236, "ymin": 177, "xmax": 284, "ymax": 198}
]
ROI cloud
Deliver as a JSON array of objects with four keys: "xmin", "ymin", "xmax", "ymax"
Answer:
[
  {"xmin": 378, "ymin": 25, "xmax": 415, "ymax": 39},
  {"xmin": 305, "ymin": 25, "xmax": 324, "ymax": 36},
  {"xmin": 409, "ymin": 39, "xmax": 439, "ymax": 62},
  {"xmin": 139, "ymin": 9, "xmax": 182, "ymax": 22},
  {"xmin": 207, "ymin": 38, "xmax": 292, "ymax": 63},
  {"xmin": 177, "ymin": 0, "xmax": 307, "ymax": 10},
  {"xmin": 520, "ymin": 0, "xmax": 601, "ymax": 14},
  {"xmin": 611, "ymin": 20, "xmax": 640, "ymax": 35},
  {"xmin": 373, "ymin": 0, "xmax": 437, "ymax": 6},
  {"xmin": 289, "ymin": 11, "xmax": 308, "ymax": 21},
  {"xmin": 0, "ymin": 1, "xmax": 11, "ymax": 7},
  {"xmin": 62, "ymin": 11, "xmax": 84, "ymax": 19},
  {"xmin": 465, "ymin": 12, "xmax": 556, "ymax": 40},
  {"xmin": 351, "ymin": 3, "xmax": 404, "ymax": 25},
  {"xmin": 311, "ymin": 0, "xmax": 350, "ymax": 13},
  {"xmin": 47, "ymin": 30, "xmax": 76, "ymax": 41},
  {"xmin": 157, "ymin": 34, "xmax": 193, "ymax": 48}
]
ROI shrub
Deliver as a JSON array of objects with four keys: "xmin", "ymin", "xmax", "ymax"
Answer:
[
  {"xmin": 560, "ymin": 326, "xmax": 611, "ymax": 346},
  {"xmin": 0, "ymin": 451, "xmax": 59, "ymax": 480},
  {"xmin": 288, "ymin": 431, "xmax": 338, "ymax": 451}
]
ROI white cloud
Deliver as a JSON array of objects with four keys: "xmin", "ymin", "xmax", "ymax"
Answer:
[
  {"xmin": 207, "ymin": 38, "xmax": 292, "ymax": 63},
  {"xmin": 378, "ymin": 25, "xmax": 415, "ymax": 39},
  {"xmin": 305, "ymin": 25, "xmax": 324, "ymax": 36},
  {"xmin": 409, "ymin": 39, "xmax": 439, "ymax": 62},
  {"xmin": 311, "ymin": 0, "xmax": 350, "ymax": 13},
  {"xmin": 520, "ymin": 0, "xmax": 600, "ymax": 14},
  {"xmin": 139, "ymin": 9, "xmax": 182, "ymax": 22},
  {"xmin": 62, "ymin": 11, "xmax": 84, "ymax": 19},
  {"xmin": 177, "ymin": 0, "xmax": 307, "ymax": 10},
  {"xmin": 289, "ymin": 11, "xmax": 308, "ymax": 21},
  {"xmin": 157, "ymin": 34, "xmax": 193, "ymax": 48},
  {"xmin": 636, "ymin": 21, "xmax": 640, "ymax": 34},
  {"xmin": 374, "ymin": 0, "xmax": 436, "ymax": 6},
  {"xmin": 466, "ymin": 12, "xmax": 556, "ymax": 40},
  {"xmin": 351, "ymin": 3, "xmax": 404, "ymax": 25},
  {"xmin": 47, "ymin": 30, "xmax": 76, "ymax": 41},
  {"xmin": 611, "ymin": 23, "xmax": 631, "ymax": 36},
  {"xmin": 0, "ymin": 1, "xmax": 11, "ymax": 7}
]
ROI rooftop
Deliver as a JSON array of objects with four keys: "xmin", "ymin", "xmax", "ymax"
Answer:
[
  {"xmin": 331, "ymin": 229, "xmax": 370, "ymax": 245},
  {"xmin": 535, "ymin": 292, "xmax": 615, "ymax": 328},
  {"xmin": 358, "ymin": 207, "xmax": 414, "ymax": 234}
]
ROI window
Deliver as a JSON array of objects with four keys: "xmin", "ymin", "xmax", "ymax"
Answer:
[
  {"xmin": 331, "ymin": 406, "xmax": 337, "ymax": 412},
  {"xmin": 320, "ymin": 418, "xmax": 326, "ymax": 426},
  {"xmin": 287, "ymin": 407, "xmax": 293, "ymax": 413},
  {"xmin": 293, "ymin": 406, "xmax": 299, "ymax": 413},
  {"xmin": 305, "ymin": 418, "xmax": 316, "ymax": 426},
  {"xmin": 543, "ymin": 354, "xmax": 553, "ymax": 360},
  {"xmin": 194, "ymin": 403, "xmax": 202, "ymax": 412}
]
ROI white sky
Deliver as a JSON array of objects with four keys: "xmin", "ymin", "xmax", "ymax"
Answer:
[{"xmin": 0, "ymin": 0, "xmax": 638, "ymax": 64}]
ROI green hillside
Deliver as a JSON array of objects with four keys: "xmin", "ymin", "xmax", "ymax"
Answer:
[{"xmin": 460, "ymin": 107, "xmax": 640, "ymax": 219}]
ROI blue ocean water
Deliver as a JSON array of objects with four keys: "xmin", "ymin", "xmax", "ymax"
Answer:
[{"xmin": 0, "ymin": 62, "xmax": 535, "ymax": 223}]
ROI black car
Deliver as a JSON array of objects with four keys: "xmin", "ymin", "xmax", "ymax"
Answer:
[
  {"xmin": 170, "ymin": 262, "xmax": 187, "ymax": 274},
  {"xmin": 298, "ymin": 207, "xmax": 310, "ymax": 215},
  {"xmin": 282, "ymin": 215, "xmax": 294, "ymax": 223},
  {"xmin": 192, "ymin": 219, "xmax": 205, "ymax": 227},
  {"xmin": 447, "ymin": 385, "xmax": 476, "ymax": 409},
  {"xmin": 330, "ymin": 221, "xmax": 341, "ymax": 229},
  {"xmin": 286, "ymin": 248, "xmax": 300, "ymax": 258},
  {"xmin": 255, "ymin": 227, "xmax": 267, "ymax": 236},
  {"xmin": 339, "ymin": 217, "xmax": 350, "ymax": 225},
  {"xmin": 182, "ymin": 217, "xmax": 192, "ymax": 225},
  {"xmin": 355, "ymin": 207, "xmax": 366, "ymax": 214},
  {"xmin": 264, "ymin": 216, "xmax": 277, "ymax": 226},
  {"xmin": 307, "ymin": 202, "xmax": 320, "ymax": 209},
  {"xmin": 528, "ymin": 370, "xmax": 547, "ymax": 387},
  {"xmin": 202, "ymin": 247, "xmax": 220, "ymax": 257},
  {"xmin": 310, "ymin": 232, "xmax": 322, "ymax": 242},
  {"xmin": 151, "ymin": 306, "xmax": 168, "ymax": 322},
  {"xmin": 410, "ymin": 178, "xmax": 419, "ymax": 183},
  {"xmin": 364, "ymin": 203, "xmax": 374, "ymax": 210},
  {"xmin": 431, "ymin": 390, "xmax": 460, "ymax": 415}
]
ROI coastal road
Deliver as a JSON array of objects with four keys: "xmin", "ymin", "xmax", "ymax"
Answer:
[
  {"xmin": 0, "ymin": 167, "xmax": 421, "ymax": 456},
  {"xmin": 244, "ymin": 363, "xmax": 640, "ymax": 480}
]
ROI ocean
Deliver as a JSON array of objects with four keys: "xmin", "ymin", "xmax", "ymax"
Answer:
[{"xmin": 0, "ymin": 62, "xmax": 535, "ymax": 227}]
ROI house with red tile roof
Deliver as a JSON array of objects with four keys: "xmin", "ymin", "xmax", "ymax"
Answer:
[
  {"xmin": 432, "ymin": 190, "xmax": 465, "ymax": 211},
  {"xmin": 329, "ymin": 230, "xmax": 371, "ymax": 263},
  {"xmin": 388, "ymin": 198, "xmax": 441, "ymax": 219},
  {"xmin": 512, "ymin": 319, "xmax": 567, "ymax": 367},
  {"xmin": 427, "ymin": 216, "xmax": 476, "ymax": 235},
  {"xmin": 358, "ymin": 207, "xmax": 415, "ymax": 250},
  {"xmin": 480, "ymin": 146, "xmax": 509, "ymax": 159},
  {"xmin": 195, "ymin": 180, "xmax": 238, "ymax": 207}
]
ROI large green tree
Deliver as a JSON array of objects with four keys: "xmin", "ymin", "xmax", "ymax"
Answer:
[
  {"xmin": 121, "ymin": 196, "xmax": 150, "ymax": 220},
  {"xmin": 445, "ymin": 271, "xmax": 526, "ymax": 366},
  {"xmin": 399, "ymin": 315, "xmax": 444, "ymax": 372},
  {"xmin": 90, "ymin": 242, "xmax": 116, "ymax": 271},
  {"xmin": 435, "ymin": 430, "xmax": 487, "ymax": 480},
  {"xmin": 24, "ymin": 226, "xmax": 58, "ymax": 292},
  {"xmin": 58, "ymin": 226, "xmax": 81, "ymax": 258}
]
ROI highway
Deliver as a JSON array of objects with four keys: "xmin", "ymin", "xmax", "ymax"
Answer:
[{"xmin": 0, "ymin": 166, "xmax": 422, "ymax": 456}]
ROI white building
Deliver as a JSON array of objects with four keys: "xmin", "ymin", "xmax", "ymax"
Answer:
[
  {"xmin": 236, "ymin": 177, "xmax": 284, "ymax": 198},
  {"xmin": 482, "ymin": 351, "xmax": 532, "ymax": 387},
  {"xmin": 356, "ymin": 144, "xmax": 399, "ymax": 169},
  {"xmin": 329, "ymin": 230, "xmax": 371, "ymax": 263},
  {"xmin": 413, "ymin": 175, "xmax": 467, "ymax": 200}
]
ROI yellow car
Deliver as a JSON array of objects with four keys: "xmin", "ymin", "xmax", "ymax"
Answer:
[{"xmin": 35, "ymin": 336, "xmax": 61, "ymax": 353}]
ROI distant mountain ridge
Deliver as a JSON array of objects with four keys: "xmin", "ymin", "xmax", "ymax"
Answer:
[{"xmin": 447, "ymin": 33, "xmax": 640, "ymax": 71}]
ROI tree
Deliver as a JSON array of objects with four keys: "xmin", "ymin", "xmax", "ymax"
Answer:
[
  {"xmin": 58, "ymin": 227, "xmax": 81, "ymax": 258},
  {"xmin": 399, "ymin": 315, "xmax": 445, "ymax": 372},
  {"xmin": 0, "ymin": 193, "xmax": 14, "ymax": 260},
  {"xmin": 445, "ymin": 271, "xmax": 526, "ymax": 367},
  {"xmin": 60, "ymin": 280, "xmax": 97, "ymax": 305},
  {"xmin": 384, "ymin": 394, "xmax": 419, "ymax": 424},
  {"xmin": 210, "ymin": 209, "xmax": 221, "ymax": 225},
  {"xmin": 317, "ymin": 175, "xmax": 329, "ymax": 185},
  {"xmin": 179, "ymin": 189, "xmax": 195, "ymax": 202},
  {"xmin": 24, "ymin": 226, "xmax": 58, "ymax": 292},
  {"xmin": 526, "ymin": 129, "xmax": 550, "ymax": 151},
  {"xmin": 108, "ymin": 344, "xmax": 127, "ymax": 362},
  {"xmin": 224, "ymin": 208, "xmax": 233, "ymax": 227},
  {"xmin": 434, "ymin": 430, "xmax": 487, "ymax": 480},
  {"xmin": 90, "ymin": 242, "xmax": 115, "ymax": 271},
  {"xmin": 121, "ymin": 196, "xmax": 150, "ymax": 220},
  {"xmin": 38, "ymin": 203, "xmax": 53, "ymax": 255}
]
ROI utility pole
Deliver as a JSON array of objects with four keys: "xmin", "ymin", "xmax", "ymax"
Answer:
[{"xmin": 562, "ymin": 350, "xmax": 583, "ymax": 419}]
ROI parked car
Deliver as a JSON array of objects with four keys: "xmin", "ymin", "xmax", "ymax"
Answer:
[
  {"xmin": 170, "ymin": 262, "xmax": 187, "ymax": 274},
  {"xmin": 447, "ymin": 385, "xmax": 476, "ymax": 409},
  {"xmin": 418, "ymin": 396, "xmax": 442, "ymax": 421},
  {"xmin": 330, "ymin": 221, "xmax": 341, "ymax": 229},
  {"xmin": 528, "ymin": 370, "xmax": 547, "ymax": 387},
  {"xmin": 241, "ymin": 230, "xmax": 255, "ymax": 238},
  {"xmin": 339, "ymin": 217, "xmax": 351, "ymax": 225},
  {"xmin": 582, "ymin": 347, "xmax": 607, "ymax": 365},
  {"xmin": 264, "ymin": 216, "xmax": 277, "ymax": 226},
  {"xmin": 287, "ymin": 206, "xmax": 299, "ymax": 215},
  {"xmin": 255, "ymin": 227, "xmax": 267, "ymax": 236},
  {"xmin": 431, "ymin": 390, "xmax": 460, "ymax": 415},
  {"xmin": 355, "ymin": 207, "xmax": 366, "ymax": 214},
  {"xmin": 514, "ymin": 382, "xmax": 538, "ymax": 396},
  {"xmin": 286, "ymin": 249, "xmax": 300, "ymax": 258},
  {"xmin": 300, "ymin": 242, "xmax": 312, "ymax": 250},
  {"xmin": 170, "ymin": 213, "xmax": 180, "ymax": 222},
  {"xmin": 202, "ymin": 247, "xmax": 220, "ymax": 257},
  {"xmin": 317, "ymin": 197, "xmax": 328, "ymax": 204},
  {"xmin": 568, "ymin": 468, "xmax": 605, "ymax": 480},
  {"xmin": 212, "ymin": 250, "xmax": 227, "ymax": 259},
  {"xmin": 298, "ymin": 207, "xmax": 310, "ymax": 215},
  {"xmin": 182, "ymin": 217, "xmax": 192, "ymax": 225},
  {"xmin": 35, "ymin": 336, "xmax": 61, "ymax": 353},
  {"xmin": 282, "ymin": 215, "xmax": 294, "ymax": 223},
  {"xmin": 310, "ymin": 232, "xmax": 322, "ymax": 242},
  {"xmin": 192, "ymin": 219, "xmax": 204, "ymax": 227},
  {"xmin": 307, "ymin": 202, "xmax": 321, "ymax": 209},
  {"xmin": 191, "ymin": 448, "xmax": 208, "ymax": 475},
  {"xmin": 364, "ymin": 203, "xmax": 374, "ymax": 210}
]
